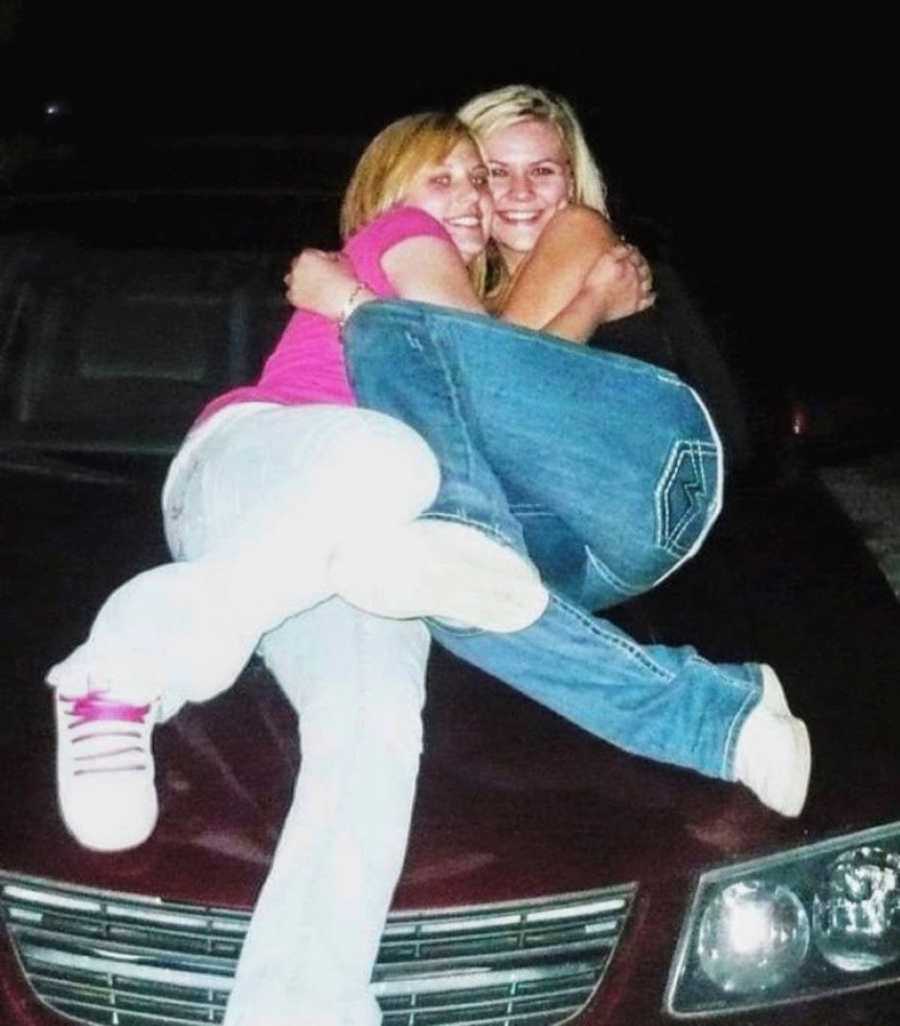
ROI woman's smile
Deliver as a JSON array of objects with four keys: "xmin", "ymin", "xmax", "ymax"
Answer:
[
  {"xmin": 401, "ymin": 140, "xmax": 493, "ymax": 263},
  {"xmin": 483, "ymin": 119, "xmax": 573, "ymax": 271}
]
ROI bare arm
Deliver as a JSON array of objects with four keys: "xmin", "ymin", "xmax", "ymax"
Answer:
[
  {"xmin": 543, "ymin": 244, "xmax": 656, "ymax": 343},
  {"xmin": 500, "ymin": 207, "xmax": 619, "ymax": 332},
  {"xmin": 284, "ymin": 219, "xmax": 649, "ymax": 340},
  {"xmin": 284, "ymin": 237, "xmax": 486, "ymax": 323},
  {"xmin": 500, "ymin": 207, "xmax": 654, "ymax": 344},
  {"xmin": 380, "ymin": 236, "xmax": 484, "ymax": 314}
]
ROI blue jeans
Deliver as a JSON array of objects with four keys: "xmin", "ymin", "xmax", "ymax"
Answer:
[{"xmin": 344, "ymin": 301, "xmax": 762, "ymax": 781}]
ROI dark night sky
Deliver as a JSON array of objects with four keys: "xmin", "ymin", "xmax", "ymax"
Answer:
[
  {"xmin": 2, "ymin": 6, "xmax": 885, "ymax": 386},
  {"xmin": 3, "ymin": 17, "xmax": 817, "ymax": 244}
]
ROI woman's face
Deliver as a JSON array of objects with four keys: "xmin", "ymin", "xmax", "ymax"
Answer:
[
  {"xmin": 401, "ymin": 139, "xmax": 493, "ymax": 265},
  {"xmin": 482, "ymin": 119, "xmax": 573, "ymax": 272}
]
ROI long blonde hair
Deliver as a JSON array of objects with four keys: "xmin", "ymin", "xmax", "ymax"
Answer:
[
  {"xmin": 340, "ymin": 113, "xmax": 488, "ymax": 296},
  {"xmin": 458, "ymin": 85, "xmax": 609, "ymax": 305},
  {"xmin": 458, "ymin": 85, "xmax": 608, "ymax": 215}
]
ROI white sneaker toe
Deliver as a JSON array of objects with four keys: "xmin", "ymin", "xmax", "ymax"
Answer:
[
  {"xmin": 332, "ymin": 519, "xmax": 548, "ymax": 633},
  {"xmin": 735, "ymin": 702, "xmax": 811, "ymax": 818}
]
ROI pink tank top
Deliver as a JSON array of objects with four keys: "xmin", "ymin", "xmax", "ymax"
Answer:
[{"xmin": 196, "ymin": 207, "xmax": 453, "ymax": 424}]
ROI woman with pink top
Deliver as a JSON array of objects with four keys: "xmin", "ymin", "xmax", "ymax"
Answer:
[
  {"xmin": 47, "ymin": 113, "xmax": 580, "ymax": 1026},
  {"xmin": 49, "ymin": 113, "xmax": 546, "ymax": 846}
]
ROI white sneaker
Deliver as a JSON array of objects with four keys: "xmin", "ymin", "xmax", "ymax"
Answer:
[
  {"xmin": 331, "ymin": 519, "xmax": 549, "ymax": 633},
  {"xmin": 55, "ymin": 688, "xmax": 159, "ymax": 852},
  {"xmin": 734, "ymin": 700, "xmax": 811, "ymax": 818}
]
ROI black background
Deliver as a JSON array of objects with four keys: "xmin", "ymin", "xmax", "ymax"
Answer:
[{"xmin": 1, "ymin": 4, "xmax": 887, "ymax": 397}]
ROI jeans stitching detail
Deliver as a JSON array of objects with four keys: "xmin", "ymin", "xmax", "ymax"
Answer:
[
  {"xmin": 403, "ymin": 329, "xmax": 423, "ymax": 352},
  {"xmin": 509, "ymin": 503, "xmax": 555, "ymax": 517},
  {"xmin": 582, "ymin": 545, "xmax": 646, "ymax": 597},
  {"xmin": 655, "ymin": 439, "xmax": 719, "ymax": 559},
  {"xmin": 419, "ymin": 314, "xmax": 484, "ymax": 504},
  {"xmin": 668, "ymin": 441, "xmax": 708, "ymax": 550},
  {"xmin": 418, "ymin": 510, "xmax": 520, "ymax": 552},
  {"xmin": 551, "ymin": 594, "xmax": 673, "ymax": 681},
  {"xmin": 721, "ymin": 663, "xmax": 763, "ymax": 779}
]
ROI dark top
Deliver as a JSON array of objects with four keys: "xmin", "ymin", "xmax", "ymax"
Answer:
[{"xmin": 587, "ymin": 263, "xmax": 749, "ymax": 465}]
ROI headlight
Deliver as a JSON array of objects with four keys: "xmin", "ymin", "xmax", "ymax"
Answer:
[{"xmin": 666, "ymin": 821, "xmax": 900, "ymax": 1017}]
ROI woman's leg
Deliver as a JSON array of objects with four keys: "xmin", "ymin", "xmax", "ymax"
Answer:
[
  {"xmin": 341, "ymin": 303, "xmax": 745, "ymax": 775},
  {"xmin": 51, "ymin": 405, "xmax": 439, "ymax": 710},
  {"xmin": 344, "ymin": 304, "xmax": 809, "ymax": 812},
  {"xmin": 344, "ymin": 301, "xmax": 721, "ymax": 603},
  {"xmin": 433, "ymin": 591, "xmax": 809, "ymax": 815},
  {"xmin": 431, "ymin": 595, "xmax": 758, "ymax": 782},
  {"xmin": 224, "ymin": 599, "xmax": 429, "ymax": 1026},
  {"xmin": 48, "ymin": 405, "xmax": 439, "ymax": 852}
]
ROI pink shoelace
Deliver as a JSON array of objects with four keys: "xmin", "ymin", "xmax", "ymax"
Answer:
[
  {"xmin": 60, "ymin": 691, "xmax": 153, "ymax": 775},
  {"xmin": 63, "ymin": 691, "xmax": 152, "ymax": 726}
]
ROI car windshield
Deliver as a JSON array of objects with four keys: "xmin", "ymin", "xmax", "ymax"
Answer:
[{"xmin": 0, "ymin": 201, "xmax": 325, "ymax": 469}]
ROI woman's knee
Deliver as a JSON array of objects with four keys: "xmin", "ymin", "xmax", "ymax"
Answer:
[
  {"xmin": 354, "ymin": 412, "xmax": 440, "ymax": 519},
  {"xmin": 305, "ymin": 410, "xmax": 440, "ymax": 528},
  {"xmin": 176, "ymin": 407, "xmax": 441, "ymax": 548}
]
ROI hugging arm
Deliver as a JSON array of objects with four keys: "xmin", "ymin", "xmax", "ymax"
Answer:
[
  {"xmin": 500, "ymin": 207, "xmax": 655, "ymax": 343},
  {"xmin": 284, "ymin": 235, "xmax": 485, "ymax": 322},
  {"xmin": 285, "ymin": 210, "xmax": 653, "ymax": 343}
]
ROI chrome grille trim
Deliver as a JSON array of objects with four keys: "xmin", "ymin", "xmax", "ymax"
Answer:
[
  {"xmin": 21, "ymin": 944, "xmax": 234, "ymax": 991},
  {"xmin": 1, "ymin": 872, "xmax": 636, "ymax": 1026}
]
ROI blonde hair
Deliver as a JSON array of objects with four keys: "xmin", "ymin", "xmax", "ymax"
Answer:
[
  {"xmin": 340, "ymin": 112, "xmax": 488, "ymax": 295},
  {"xmin": 457, "ymin": 84, "xmax": 608, "ymax": 216}
]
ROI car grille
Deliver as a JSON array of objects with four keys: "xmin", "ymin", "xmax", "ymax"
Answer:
[{"xmin": 0, "ymin": 872, "xmax": 636, "ymax": 1026}]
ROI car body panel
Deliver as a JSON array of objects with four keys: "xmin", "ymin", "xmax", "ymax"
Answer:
[{"xmin": 1, "ymin": 221, "xmax": 899, "ymax": 1023}]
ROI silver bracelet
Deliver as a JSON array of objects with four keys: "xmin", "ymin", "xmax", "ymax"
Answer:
[{"xmin": 339, "ymin": 282, "xmax": 367, "ymax": 326}]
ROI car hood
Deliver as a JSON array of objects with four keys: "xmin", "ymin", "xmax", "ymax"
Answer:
[{"xmin": 2, "ymin": 460, "xmax": 899, "ymax": 916}]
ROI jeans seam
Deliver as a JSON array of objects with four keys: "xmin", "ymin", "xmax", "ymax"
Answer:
[
  {"xmin": 685, "ymin": 383, "xmax": 725, "ymax": 549},
  {"xmin": 418, "ymin": 510, "xmax": 521, "ymax": 551},
  {"xmin": 583, "ymin": 545, "xmax": 646, "ymax": 598},
  {"xmin": 720, "ymin": 663, "xmax": 763, "ymax": 779},
  {"xmin": 551, "ymin": 594, "xmax": 673, "ymax": 681},
  {"xmin": 509, "ymin": 504, "xmax": 556, "ymax": 517},
  {"xmin": 420, "ymin": 314, "xmax": 479, "ymax": 490}
]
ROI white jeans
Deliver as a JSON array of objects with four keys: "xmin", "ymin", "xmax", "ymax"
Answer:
[
  {"xmin": 50, "ymin": 403, "xmax": 438, "ymax": 710},
  {"xmin": 52, "ymin": 403, "xmax": 436, "ymax": 1026},
  {"xmin": 168, "ymin": 405, "xmax": 434, "ymax": 1026},
  {"xmin": 223, "ymin": 600, "xmax": 428, "ymax": 1026}
]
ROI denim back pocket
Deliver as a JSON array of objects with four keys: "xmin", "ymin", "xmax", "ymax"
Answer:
[{"xmin": 655, "ymin": 439, "xmax": 721, "ymax": 560}]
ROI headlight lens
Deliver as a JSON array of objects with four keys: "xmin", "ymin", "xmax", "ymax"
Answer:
[
  {"xmin": 666, "ymin": 821, "xmax": 900, "ymax": 1017},
  {"xmin": 697, "ymin": 880, "xmax": 810, "ymax": 993},
  {"xmin": 813, "ymin": 845, "xmax": 900, "ymax": 972}
]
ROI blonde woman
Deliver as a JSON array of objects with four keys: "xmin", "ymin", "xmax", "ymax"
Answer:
[
  {"xmin": 288, "ymin": 86, "xmax": 810, "ymax": 824},
  {"xmin": 225, "ymin": 94, "xmax": 807, "ymax": 1026}
]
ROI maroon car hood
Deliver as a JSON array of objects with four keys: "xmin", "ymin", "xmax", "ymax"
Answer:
[{"xmin": 1, "ymin": 463, "xmax": 899, "ymax": 916}]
